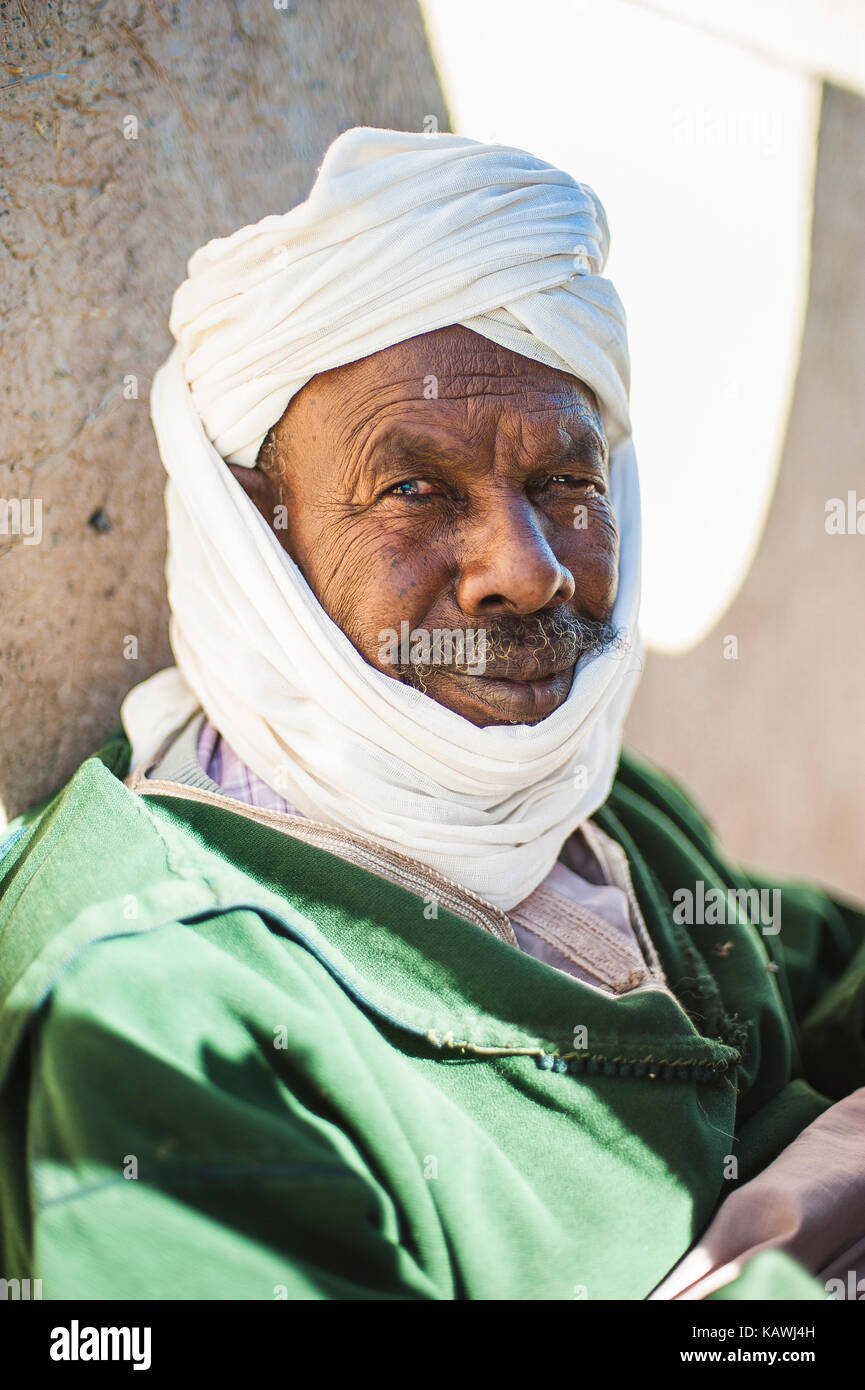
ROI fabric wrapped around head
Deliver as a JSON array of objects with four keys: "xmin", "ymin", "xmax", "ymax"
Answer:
[{"xmin": 122, "ymin": 125, "xmax": 644, "ymax": 912}]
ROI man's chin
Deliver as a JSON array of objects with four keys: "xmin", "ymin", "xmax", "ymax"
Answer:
[{"xmin": 402, "ymin": 666, "xmax": 577, "ymax": 726}]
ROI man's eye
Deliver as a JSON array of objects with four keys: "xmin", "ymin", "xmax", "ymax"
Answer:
[
  {"xmin": 542, "ymin": 474, "xmax": 599, "ymax": 493},
  {"xmin": 388, "ymin": 478, "xmax": 437, "ymax": 497}
]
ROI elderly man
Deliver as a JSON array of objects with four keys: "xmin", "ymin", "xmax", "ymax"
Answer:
[{"xmin": 1, "ymin": 128, "xmax": 863, "ymax": 1304}]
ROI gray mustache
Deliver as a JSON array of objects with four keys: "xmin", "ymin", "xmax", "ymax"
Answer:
[
  {"xmin": 479, "ymin": 612, "xmax": 623, "ymax": 671},
  {"xmin": 394, "ymin": 611, "xmax": 623, "ymax": 681}
]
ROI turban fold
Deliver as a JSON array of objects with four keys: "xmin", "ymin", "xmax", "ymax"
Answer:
[{"xmin": 122, "ymin": 126, "xmax": 644, "ymax": 911}]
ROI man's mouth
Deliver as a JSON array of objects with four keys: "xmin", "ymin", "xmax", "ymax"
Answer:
[
  {"xmin": 446, "ymin": 663, "xmax": 577, "ymax": 723},
  {"xmin": 465, "ymin": 653, "xmax": 575, "ymax": 683},
  {"xmin": 390, "ymin": 612, "xmax": 622, "ymax": 725}
]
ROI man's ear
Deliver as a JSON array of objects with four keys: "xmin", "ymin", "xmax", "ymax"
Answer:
[{"xmin": 226, "ymin": 463, "xmax": 281, "ymax": 529}]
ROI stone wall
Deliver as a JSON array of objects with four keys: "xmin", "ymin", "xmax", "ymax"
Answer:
[{"xmin": 0, "ymin": 0, "xmax": 447, "ymax": 823}]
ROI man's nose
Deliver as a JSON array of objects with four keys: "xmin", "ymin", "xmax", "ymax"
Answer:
[{"xmin": 455, "ymin": 494, "xmax": 575, "ymax": 616}]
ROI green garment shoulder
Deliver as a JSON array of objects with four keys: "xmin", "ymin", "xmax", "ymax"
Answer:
[{"xmin": 0, "ymin": 730, "xmax": 863, "ymax": 1301}]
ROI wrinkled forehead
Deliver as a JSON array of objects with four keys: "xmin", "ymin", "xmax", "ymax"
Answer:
[{"xmin": 278, "ymin": 324, "xmax": 606, "ymax": 443}]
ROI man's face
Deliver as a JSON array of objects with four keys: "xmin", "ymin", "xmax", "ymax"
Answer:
[{"xmin": 232, "ymin": 324, "xmax": 620, "ymax": 727}]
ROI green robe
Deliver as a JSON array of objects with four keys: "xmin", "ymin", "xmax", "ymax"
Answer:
[{"xmin": 0, "ymin": 729, "xmax": 862, "ymax": 1300}]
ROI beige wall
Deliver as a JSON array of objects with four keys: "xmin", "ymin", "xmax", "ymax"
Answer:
[
  {"xmin": 626, "ymin": 83, "xmax": 865, "ymax": 903},
  {"xmin": 0, "ymin": 0, "xmax": 447, "ymax": 824}
]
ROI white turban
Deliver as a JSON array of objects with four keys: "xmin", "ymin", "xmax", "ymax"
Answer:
[{"xmin": 122, "ymin": 126, "xmax": 644, "ymax": 911}]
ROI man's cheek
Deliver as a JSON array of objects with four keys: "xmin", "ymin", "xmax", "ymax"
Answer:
[
  {"xmin": 369, "ymin": 536, "xmax": 448, "ymax": 609},
  {"xmin": 350, "ymin": 567, "xmax": 451, "ymax": 672},
  {"xmin": 563, "ymin": 531, "xmax": 617, "ymax": 606},
  {"xmin": 308, "ymin": 522, "xmax": 392, "ymax": 621}
]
